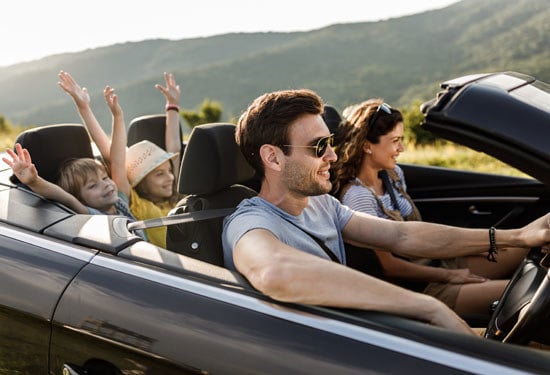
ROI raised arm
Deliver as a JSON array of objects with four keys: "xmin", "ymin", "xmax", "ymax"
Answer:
[
  {"xmin": 233, "ymin": 228, "xmax": 475, "ymax": 334},
  {"xmin": 58, "ymin": 70, "xmax": 112, "ymax": 162},
  {"xmin": 3, "ymin": 144, "xmax": 88, "ymax": 214},
  {"xmin": 104, "ymin": 86, "xmax": 131, "ymax": 198},
  {"xmin": 155, "ymin": 72, "xmax": 182, "ymax": 179},
  {"xmin": 343, "ymin": 211, "xmax": 550, "ymax": 260}
]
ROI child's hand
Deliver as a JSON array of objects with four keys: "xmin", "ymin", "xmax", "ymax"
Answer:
[
  {"xmin": 2, "ymin": 143, "xmax": 39, "ymax": 186},
  {"xmin": 155, "ymin": 72, "xmax": 181, "ymax": 106},
  {"xmin": 58, "ymin": 70, "xmax": 91, "ymax": 108},
  {"xmin": 104, "ymin": 86, "xmax": 123, "ymax": 117}
]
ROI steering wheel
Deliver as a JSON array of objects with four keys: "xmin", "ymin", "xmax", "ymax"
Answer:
[{"xmin": 485, "ymin": 247, "xmax": 550, "ymax": 345}]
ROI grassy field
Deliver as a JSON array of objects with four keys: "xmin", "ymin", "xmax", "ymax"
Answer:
[
  {"xmin": 0, "ymin": 126, "xmax": 25, "ymax": 151},
  {"xmin": 398, "ymin": 143, "xmax": 531, "ymax": 178}
]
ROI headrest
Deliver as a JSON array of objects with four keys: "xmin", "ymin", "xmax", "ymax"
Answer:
[
  {"xmin": 128, "ymin": 113, "xmax": 184, "ymax": 149},
  {"xmin": 177, "ymin": 123, "xmax": 255, "ymax": 195},
  {"xmin": 14, "ymin": 123, "xmax": 93, "ymax": 183},
  {"xmin": 322, "ymin": 105, "xmax": 343, "ymax": 133}
]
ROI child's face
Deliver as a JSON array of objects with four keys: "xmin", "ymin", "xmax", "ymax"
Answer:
[
  {"xmin": 80, "ymin": 170, "xmax": 119, "ymax": 211},
  {"xmin": 140, "ymin": 160, "xmax": 175, "ymax": 202}
]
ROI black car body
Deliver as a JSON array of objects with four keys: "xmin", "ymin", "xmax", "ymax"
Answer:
[{"xmin": 1, "ymin": 71, "xmax": 550, "ymax": 374}]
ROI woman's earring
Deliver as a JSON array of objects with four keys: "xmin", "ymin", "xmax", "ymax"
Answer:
[{"xmin": 366, "ymin": 149, "xmax": 372, "ymax": 154}]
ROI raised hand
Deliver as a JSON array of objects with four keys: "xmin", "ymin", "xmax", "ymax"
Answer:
[
  {"xmin": 2, "ymin": 143, "xmax": 39, "ymax": 186},
  {"xmin": 103, "ymin": 85, "xmax": 122, "ymax": 118},
  {"xmin": 155, "ymin": 72, "xmax": 181, "ymax": 106},
  {"xmin": 57, "ymin": 70, "xmax": 91, "ymax": 109}
]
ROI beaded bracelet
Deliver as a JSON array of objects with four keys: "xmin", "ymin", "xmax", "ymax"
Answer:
[
  {"xmin": 487, "ymin": 226, "xmax": 498, "ymax": 262},
  {"xmin": 165, "ymin": 104, "xmax": 180, "ymax": 112}
]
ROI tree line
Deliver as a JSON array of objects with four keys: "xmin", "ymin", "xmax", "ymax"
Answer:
[{"xmin": 1, "ymin": 98, "xmax": 440, "ymax": 151}]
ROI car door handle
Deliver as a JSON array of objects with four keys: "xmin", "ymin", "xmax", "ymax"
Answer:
[{"xmin": 469, "ymin": 205, "xmax": 492, "ymax": 215}]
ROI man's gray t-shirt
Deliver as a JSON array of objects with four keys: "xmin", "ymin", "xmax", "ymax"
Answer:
[{"xmin": 222, "ymin": 194, "xmax": 354, "ymax": 271}]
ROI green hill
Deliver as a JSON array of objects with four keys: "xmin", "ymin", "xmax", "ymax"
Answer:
[{"xmin": 0, "ymin": 0, "xmax": 547, "ymax": 133}]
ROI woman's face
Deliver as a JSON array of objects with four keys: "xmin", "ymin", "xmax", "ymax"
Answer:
[{"xmin": 365, "ymin": 122, "xmax": 405, "ymax": 170}]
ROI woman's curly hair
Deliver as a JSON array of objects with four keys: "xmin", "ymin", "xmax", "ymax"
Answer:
[{"xmin": 331, "ymin": 98, "xmax": 402, "ymax": 198}]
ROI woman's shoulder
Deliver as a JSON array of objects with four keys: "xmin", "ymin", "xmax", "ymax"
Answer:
[{"xmin": 341, "ymin": 181, "xmax": 376, "ymax": 203}]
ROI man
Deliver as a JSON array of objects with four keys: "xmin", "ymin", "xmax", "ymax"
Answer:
[{"xmin": 222, "ymin": 89, "xmax": 550, "ymax": 335}]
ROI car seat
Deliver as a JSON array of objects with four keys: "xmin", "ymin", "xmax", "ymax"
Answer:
[
  {"xmin": 12, "ymin": 123, "xmax": 94, "ymax": 184},
  {"xmin": 165, "ymin": 123, "xmax": 257, "ymax": 266},
  {"xmin": 127, "ymin": 113, "xmax": 186, "ymax": 157},
  {"xmin": 322, "ymin": 104, "xmax": 342, "ymax": 134}
]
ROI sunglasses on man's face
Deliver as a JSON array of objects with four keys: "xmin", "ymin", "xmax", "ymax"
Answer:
[
  {"xmin": 282, "ymin": 133, "xmax": 334, "ymax": 158},
  {"xmin": 367, "ymin": 103, "xmax": 392, "ymax": 128}
]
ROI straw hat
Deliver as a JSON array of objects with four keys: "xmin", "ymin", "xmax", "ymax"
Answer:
[{"xmin": 126, "ymin": 140, "xmax": 178, "ymax": 187}]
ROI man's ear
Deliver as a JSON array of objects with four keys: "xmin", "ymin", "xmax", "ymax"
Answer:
[{"xmin": 259, "ymin": 144, "xmax": 284, "ymax": 172}]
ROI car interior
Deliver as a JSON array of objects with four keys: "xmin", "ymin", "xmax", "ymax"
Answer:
[
  {"xmin": 1, "ymin": 104, "xmax": 549, "ymax": 365},
  {"xmin": 164, "ymin": 122, "xmax": 257, "ymax": 264},
  {"xmin": 1, "ymin": 120, "xmax": 413, "ymax": 297}
]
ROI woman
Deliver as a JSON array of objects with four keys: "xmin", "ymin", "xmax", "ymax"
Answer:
[{"xmin": 331, "ymin": 98, "xmax": 527, "ymax": 315}]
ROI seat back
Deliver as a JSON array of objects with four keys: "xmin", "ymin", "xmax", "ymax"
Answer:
[
  {"xmin": 346, "ymin": 243, "xmax": 428, "ymax": 293},
  {"xmin": 322, "ymin": 104, "xmax": 342, "ymax": 133},
  {"xmin": 345, "ymin": 243, "xmax": 385, "ymax": 279},
  {"xmin": 127, "ymin": 114, "xmax": 185, "ymax": 156},
  {"xmin": 165, "ymin": 123, "xmax": 256, "ymax": 265},
  {"xmin": 13, "ymin": 123, "xmax": 94, "ymax": 184}
]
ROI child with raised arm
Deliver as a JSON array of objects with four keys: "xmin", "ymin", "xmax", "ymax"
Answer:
[
  {"xmin": 3, "ymin": 142, "xmax": 146, "ymax": 240},
  {"xmin": 58, "ymin": 71, "xmax": 183, "ymax": 247}
]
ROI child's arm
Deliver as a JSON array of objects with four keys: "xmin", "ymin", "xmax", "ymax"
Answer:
[
  {"xmin": 2, "ymin": 144, "xmax": 89, "ymax": 214},
  {"xmin": 155, "ymin": 72, "xmax": 182, "ymax": 180},
  {"xmin": 104, "ymin": 86, "xmax": 131, "ymax": 198},
  {"xmin": 58, "ymin": 70, "xmax": 112, "ymax": 163}
]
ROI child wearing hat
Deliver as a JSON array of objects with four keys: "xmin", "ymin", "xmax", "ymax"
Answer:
[
  {"xmin": 3, "ymin": 143, "xmax": 147, "ymax": 241},
  {"xmin": 125, "ymin": 139, "xmax": 179, "ymax": 247},
  {"xmin": 58, "ymin": 71, "xmax": 183, "ymax": 247}
]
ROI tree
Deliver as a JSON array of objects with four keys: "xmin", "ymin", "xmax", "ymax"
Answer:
[
  {"xmin": 0, "ymin": 115, "xmax": 7, "ymax": 133},
  {"xmin": 401, "ymin": 100, "xmax": 445, "ymax": 146},
  {"xmin": 181, "ymin": 99, "xmax": 224, "ymax": 128}
]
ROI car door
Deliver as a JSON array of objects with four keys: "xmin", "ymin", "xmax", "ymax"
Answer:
[
  {"xmin": 50, "ymin": 245, "xmax": 519, "ymax": 375},
  {"xmin": 51, "ymin": 251, "xmax": 408, "ymax": 374},
  {"xmin": 0, "ymin": 224, "xmax": 95, "ymax": 374},
  {"xmin": 401, "ymin": 163, "xmax": 550, "ymax": 229}
]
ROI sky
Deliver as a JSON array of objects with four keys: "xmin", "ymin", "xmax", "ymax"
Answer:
[{"xmin": 1, "ymin": 0, "xmax": 459, "ymax": 68}]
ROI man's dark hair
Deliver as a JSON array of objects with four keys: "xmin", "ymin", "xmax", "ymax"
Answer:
[{"xmin": 236, "ymin": 89, "xmax": 324, "ymax": 178}]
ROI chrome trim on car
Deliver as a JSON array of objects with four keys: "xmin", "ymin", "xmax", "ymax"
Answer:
[
  {"xmin": 0, "ymin": 224, "xmax": 98, "ymax": 262},
  {"xmin": 91, "ymin": 254, "xmax": 526, "ymax": 375}
]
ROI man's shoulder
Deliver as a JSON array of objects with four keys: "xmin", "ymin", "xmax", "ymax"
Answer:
[
  {"xmin": 308, "ymin": 194, "xmax": 352, "ymax": 219},
  {"xmin": 235, "ymin": 195, "xmax": 264, "ymax": 211},
  {"xmin": 226, "ymin": 196, "xmax": 273, "ymax": 222},
  {"xmin": 310, "ymin": 193, "xmax": 339, "ymax": 205}
]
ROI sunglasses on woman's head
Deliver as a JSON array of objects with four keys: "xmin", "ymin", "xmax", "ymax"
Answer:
[
  {"xmin": 367, "ymin": 103, "xmax": 392, "ymax": 128},
  {"xmin": 282, "ymin": 133, "xmax": 334, "ymax": 158}
]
